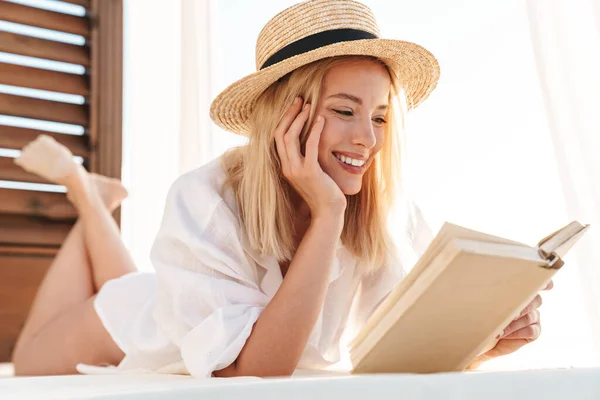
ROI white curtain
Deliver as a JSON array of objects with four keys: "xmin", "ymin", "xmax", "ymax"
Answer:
[
  {"xmin": 122, "ymin": 0, "xmax": 600, "ymax": 368},
  {"xmin": 180, "ymin": 0, "xmax": 221, "ymax": 173},
  {"xmin": 122, "ymin": 0, "xmax": 244, "ymax": 270},
  {"xmin": 526, "ymin": 0, "xmax": 600, "ymax": 358},
  {"xmin": 122, "ymin": 0, "xmax": 181, "ymax": 271},
  {"xmin": 179, "ymin": 0, "xmax": 248, "ymax": 172}
]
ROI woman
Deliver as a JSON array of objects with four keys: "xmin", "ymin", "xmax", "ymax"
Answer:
[{"xmin": 12, "ymin": 0, "xmax": 546, "ymax": 378}]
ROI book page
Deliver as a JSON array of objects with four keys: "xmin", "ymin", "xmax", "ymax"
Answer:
[
  {"xmin": 351, "ymin": 242, "xmax": 555, "ymax": 374},
  {"xmin": 537, "ymin": 221, "xmax": 589, "ymax": 259},
  {"xmin": 350, "ymin": 221, "xmax": 587, "ymax": 374},
  {"xmin": 350, "ymin": 223, "xmax": 531, "ymax": 348}
]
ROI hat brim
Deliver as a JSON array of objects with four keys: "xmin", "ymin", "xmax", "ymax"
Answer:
[{"xmin": 210, "ymin": 38, "xmax": 440, "ymax": 136}]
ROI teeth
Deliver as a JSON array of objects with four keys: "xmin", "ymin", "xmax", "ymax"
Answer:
[{"xmin": 334, "ymin": 153, "xmax": 365, "ymax": 167}]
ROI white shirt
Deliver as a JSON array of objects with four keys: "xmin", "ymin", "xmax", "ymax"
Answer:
[{"xmin": 87, "ymin": 157, "xmax": 432, "ymax": 378}]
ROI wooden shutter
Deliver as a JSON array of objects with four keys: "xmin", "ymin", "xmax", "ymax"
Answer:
[{"xmin": 0, "ymin": 0, "xmax": 123, "ymax": 362}]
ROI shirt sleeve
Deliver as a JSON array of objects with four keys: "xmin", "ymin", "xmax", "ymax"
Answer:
[{"xmin": 150, "ymin": 174, "xmax": 269, "ymax": 378}]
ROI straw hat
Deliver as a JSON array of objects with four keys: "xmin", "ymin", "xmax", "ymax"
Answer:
[{"xmin": 210, "ymin": 0, "xmax": 440, "ymax": 136}]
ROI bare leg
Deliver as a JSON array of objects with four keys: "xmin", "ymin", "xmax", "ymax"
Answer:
[
  {"xmin": 66, "ymin": 168, "xmax": 137, "ymax": 290},
  {"xmin": 13, "ymin": 222, "xmax": 93, "ymax": 359},
  {"xmin": 14, "ymin": 297, "xmax": 124, "ymax": 376},
  {"xmin": 12, "ymin": 135, "xmax": 135, "ymax": 375},
  {"xmin": 14, "ymin": 134, "xmax": 136, "ymax": 289},
  {"xmin": 12, "ymin": 194, "xmax": 128, "ymax": 375},
  {"xmin": 14, "ymin": 180, "xmax": 126, "ymax": 353}
]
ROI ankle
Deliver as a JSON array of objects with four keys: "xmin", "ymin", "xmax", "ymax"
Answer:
[
  {"xmin": 61, "ymin": 164, "xmax": 86, "ymax": 187},
  {"xmin": 64, "ymin": 166, "xmax": 95, "ymax": 208},
  {"xmin": 68, "ymin": 187, "xmax": 96, "ymax": 212}
]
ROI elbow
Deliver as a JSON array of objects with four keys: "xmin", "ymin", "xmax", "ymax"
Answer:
[
  {"xmin": 213, "ymin": 362, "xmax": 238, "ymax": 378},
  {"xmin": 213, "ymin": 360, "xmax": 294, "ymax": 378}
]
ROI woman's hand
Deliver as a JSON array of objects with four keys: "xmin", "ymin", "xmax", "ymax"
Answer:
[
  {"xmin": 274, "ymin": 97, "xmax": 347, "ymax": 218},
  {"xmin": 467, "ymin": 280, "xmax": 553, "ymax": 369}
]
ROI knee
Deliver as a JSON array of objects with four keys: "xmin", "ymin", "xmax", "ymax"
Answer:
[
  {"xmin": 11, "ymin": 327, "xmax": 35, "ymax": 376},
  {"xmin": 11, "ymin": 342, "xmax": 30, "ymax": 376},
  {"xmin": 12, "ymin": 345, "xmax": 53, "ymax": 377},
  {"xmin": 11, "ymin": 338, "xmax": 45, "ymax": 376}
]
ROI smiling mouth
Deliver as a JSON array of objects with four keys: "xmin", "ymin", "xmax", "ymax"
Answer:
[{"xmin": 332, "ymin": 152, "xmax": 367, "ymax": 174}]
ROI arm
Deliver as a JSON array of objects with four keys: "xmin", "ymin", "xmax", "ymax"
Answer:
[
  {"xmin": 214, "ymin": 213, "xmax": 343, "ymax": 377},
  {"xmin": 216, "ymin": 98, "xmax": 346, "ymax": 377}
]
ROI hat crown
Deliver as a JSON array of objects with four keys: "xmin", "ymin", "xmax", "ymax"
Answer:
[{"xmin": 255, "ymin": 0, "xmax": 381, "ymax": 70}]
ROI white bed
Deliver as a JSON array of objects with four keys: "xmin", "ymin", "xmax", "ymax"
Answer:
[
  {"xmin": 0, "ymin": 363, "xmax": 13, "ymax": 378},
  {"xmin": 1, "ymin": 367, "xmax": 599, "ymax": 400}
]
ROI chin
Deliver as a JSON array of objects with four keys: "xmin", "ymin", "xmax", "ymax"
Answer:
[{"xmin": 336, "ymin": 181, "xmax": 362, "ymax": 196}]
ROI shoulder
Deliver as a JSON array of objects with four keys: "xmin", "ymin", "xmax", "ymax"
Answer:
[
  {"xmin": 169, "ymin": 156, "xmax": 227, "ymax": 208},
  {"xmin": 159, "ymin": 156, "xmax": 240, "ymax": 241},
  {"xmin": 153, "ymin": 155, "xmax": 254, "ymax": 280}
]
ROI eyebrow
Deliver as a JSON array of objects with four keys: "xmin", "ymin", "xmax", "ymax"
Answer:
[{"xmin": 327, "ymin": 92, "xmax": 388, "ymax": 110}]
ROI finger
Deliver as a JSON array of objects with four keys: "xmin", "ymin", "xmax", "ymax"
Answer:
[
  {"xmin": 274, "ymin": 97, "xmax": 303, "ymax": 171},
  {"xmin": 542, "ymin": 280, "xmax": 554, "ymax": 291},
  {"xmin": 275, "ymin": 125, "xmax": 290, "ymax": 175},
  {"xmin": 275, "ymin": 97, "xmax": 304, "ymax": 138},
  {"xmin": 284, "ymin": 103, "xmax": 311, "ymax": 168},
  {"xmin": 305, "ymin": 115, "xmax": 324, "ymax": 164},
  {"xmin": 502, "ymin": 310, "xmax": 540, "ymax": 338},
  {"xmin": 502, "ymin": 323, "xmax": 541, "ymax": 340},
  {"xmin": 514, "ymin": 294, "xmax": 543, "ymax": 321}
]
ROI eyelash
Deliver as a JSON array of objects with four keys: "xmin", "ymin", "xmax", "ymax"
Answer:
[{"xmin": 333, "ymin": 109, "xmax": 387, "ymax": 125}]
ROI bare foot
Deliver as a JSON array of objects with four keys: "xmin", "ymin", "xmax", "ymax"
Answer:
[
  {"xmin": 14, "ymin": 135, "xmax": 78, "ymax": 185},
  {"xmin": 14, "ymin": 134, "xmax": 128, "ymax": 212},
  {"xmin": 90, "ymin": 173, "xmax": 128, "ymax": 212}
]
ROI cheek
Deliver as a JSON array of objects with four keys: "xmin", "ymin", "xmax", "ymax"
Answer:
[
  {"xmin": 374, "ymin": 130, "xmax": 385, "ymax": 152},
  {"xmin": 316, "ymin": 118, "xmax": 348, "ymax": 159}
]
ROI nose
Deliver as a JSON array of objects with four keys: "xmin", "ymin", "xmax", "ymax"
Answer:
[{"xmin": 351, "ymin": 116, "xmax": 377, "ymax": 149}]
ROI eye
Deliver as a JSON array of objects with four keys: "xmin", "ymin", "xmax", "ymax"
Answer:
[
  {"xmin": 333, "ymin": 109, "xmax": 353, "ymax": 117},
  {"xmin": 373, "ymin": 117, "xmax": 387, "ymax": 126}
]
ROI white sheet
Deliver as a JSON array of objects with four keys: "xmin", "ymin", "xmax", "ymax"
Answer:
[
  {"xmin": 1, "ymin": 368, "xmax": 599, "ymax": 400},
  {"xmin": 0, "ymin": 363, "xmax": 14, "ymax": 378}
]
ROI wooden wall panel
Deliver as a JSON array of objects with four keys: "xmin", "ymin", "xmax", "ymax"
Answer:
[
  {"xmin": 0, "ymin": 251, "xmax": 54, "ymax": 362},
  {"xmin": 0, "ymin": 1, "xmax": 89, "ymax": 38},
  {"xmin": 0, "ymin": 63, "xmax": 89, "ymax": 96},
  {"xmin": 0, "ymin": 157, "xmax": 49, "ymax": 184},
  {"xmin": 0, "ymin": 127, "xmax": 89, "ymax": 158},
  {"xmin": 89, "ymin": 0, "xmax": 123, "ymax": 180},
  {"xmin": 0, "ymin": 0, "xmax": 122, "ymax": 364},
  {"xmin": 0, "ymin": 215, "xmax": 72, "ymax": 247},
  {"xmin": 56, "ymin": 0, "xmax": 91, "ymax": 8},
  {"xmin": 0, "ymin": 31, "xmax": 90, "ymax": 66},
  {"xmin": 0, "ymin": 93, "xmax": 88, "ymax": 126},
  {"xmin": 0, "ymin": 189, "xmax": 76, "ymax": 220},
  {"xmin": 90, "ymin": 0, "xmax": 123, "ymax": 225}
]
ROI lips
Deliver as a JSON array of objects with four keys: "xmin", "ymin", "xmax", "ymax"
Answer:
[
  {"xmin": 332, "ymin": 152, "xmax": 367, "ymax": 166},
  {"xmin": 332, "ymin": 152, "xmax": 367, "ymax": 175}
]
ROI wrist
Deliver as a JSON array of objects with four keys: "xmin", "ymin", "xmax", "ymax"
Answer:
[
  {"xmin": 310, "ymin": 200, "xmax": 346, "ymax": 221},
  {"xmin": 310, "ymin": 212, "xmax": 344, "ymax": 233}
]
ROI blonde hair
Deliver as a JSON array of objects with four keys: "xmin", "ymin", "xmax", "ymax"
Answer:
[{"xmin": 222, "ymin": 56, "xmax": 409, "ymax": 273}]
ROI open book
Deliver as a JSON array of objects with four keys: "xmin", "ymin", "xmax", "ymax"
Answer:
[{"xmin": 349, "ymin": 221, "xmax": 589, "ymax": 374}]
